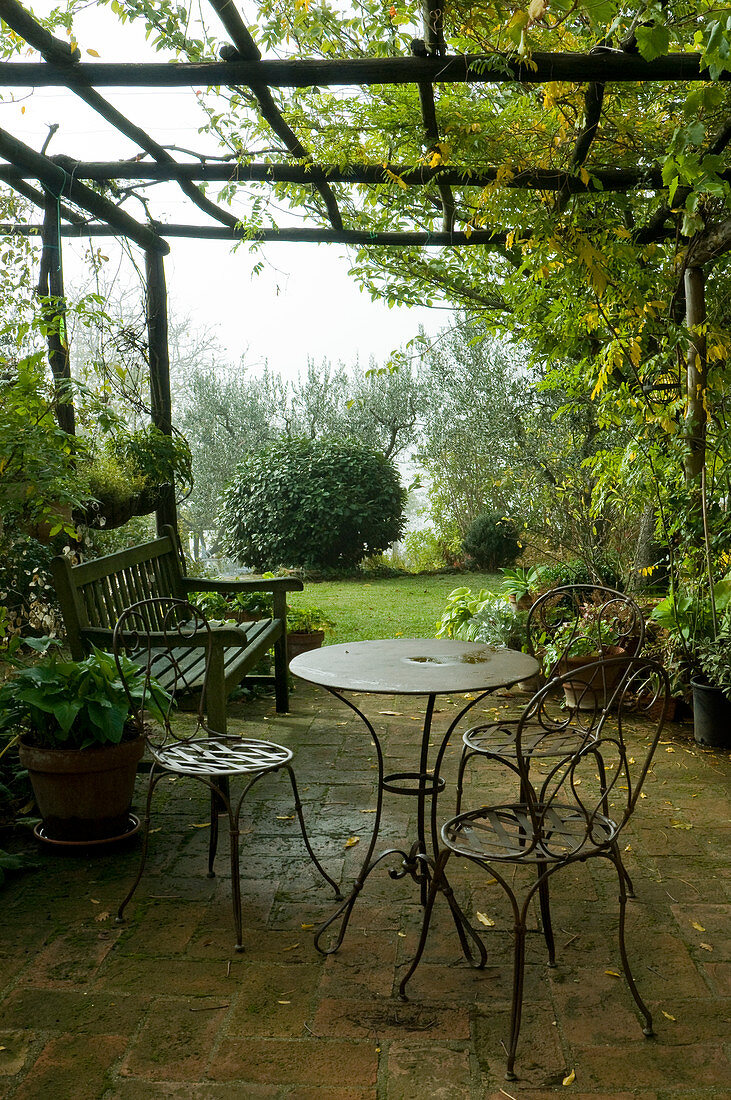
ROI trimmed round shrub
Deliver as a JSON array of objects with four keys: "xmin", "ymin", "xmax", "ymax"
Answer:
[
  {"xmin": 221, "ymin": 437, "xmax": 407, "ymax": 571},
  {"xmin": 462, "ymin": 512, "xmax": 520, "ymax": 571}
]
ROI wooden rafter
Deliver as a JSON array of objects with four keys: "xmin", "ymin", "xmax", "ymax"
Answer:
[
  {"xmin": 0, "ymin": 0, "xmax": 241, "ymax": 232},
  {"xmin": 0, "ymin": 126, "xmax": 168, "ymax": 252},
  {"xmin": 0, "ymin": 52, "xmax": 726, "ymax": 88},
  {"xmin": 1, "ymin": 160, "xmax": 698, "ymax": 191},
  {"xmin": 207, "ymin": 0, "xmax": 343, "ymax": 231}
]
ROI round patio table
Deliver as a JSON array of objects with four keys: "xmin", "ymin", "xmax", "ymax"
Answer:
[{"xmin": 290, "ymin": 637, "xmax": 539, "ymax": 959}]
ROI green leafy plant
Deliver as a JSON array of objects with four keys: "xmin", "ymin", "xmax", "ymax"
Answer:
[
  {"xmin": 436, "ymin": 587, "xmax": 497, "ymax": 638},
  {"xmin": 499, "ymin": 566, "xmax": 545, "ymax": 603},
  {"xmin": 651, "ymin": 576, "xmax": 731, "ymax": 697},
  {"xmin": 221, "ymin": 437, "xmax": 406, "ymax": 571},
  {"xmin": 286, "ymin": 605, "xmax": 335, "ymax": 634},
  {"xmin": 0, "ymin": 642, "xmax": 169, "ymax": 751},
  {"xmin": 540, "ymin": 604, "xmax": 627, "ymax": 676},
  {"xmin": 462, "ymin": 513, "xmax": 520, "ymax": 572},
  {"xmin": 190, "ymin": 580, "xmax": 275, "ymax": 620}
]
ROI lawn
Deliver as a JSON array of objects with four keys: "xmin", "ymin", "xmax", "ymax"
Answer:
[{"xmin": 287, "ymin": 572, "xmax": 502, "ymax": 643}]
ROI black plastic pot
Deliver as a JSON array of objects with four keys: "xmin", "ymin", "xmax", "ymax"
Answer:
[{"xmin": 691, "ymin": 680, "xmax": 731, "ymax": 748}]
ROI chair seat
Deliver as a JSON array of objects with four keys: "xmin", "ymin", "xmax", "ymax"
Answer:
[
  {"xmin": 463, "ymin": 720, "xmax": 594, "ymax": 759},
  {"xmin": 443, "ymin": 802, "xmax": 618, "ymax": 863},
  {"xmin": 152, "ymin": 735, "xmax": 293, "ymax": 776}
]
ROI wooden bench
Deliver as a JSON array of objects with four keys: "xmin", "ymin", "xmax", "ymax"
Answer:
[{"xmin": 51, "ymin": 525, "xmax": 304, "ymax": 731}]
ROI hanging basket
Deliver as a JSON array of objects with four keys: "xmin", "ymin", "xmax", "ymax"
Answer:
[{"xmin": 75, "ymin": 484, "xmax": 170, "ymax": 530}]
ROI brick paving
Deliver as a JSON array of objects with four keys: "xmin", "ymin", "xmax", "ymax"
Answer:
[{"xmin": 0, "ymin": 679, "xmax": 729, "ymax": 1098}]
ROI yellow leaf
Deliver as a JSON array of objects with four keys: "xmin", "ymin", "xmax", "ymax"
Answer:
[
  {"xmin": 277, "ymin": 1000, "xmax": 291, "ymax": 1004},
  {"xmin": 690, "ymin": 921, "xmax": 706, "ymax": 932},
  {"xmin": 344, "ymin": 836, "xmax": 360, "ymax": 849},
  {"xmin": 528, "ymin": 0, "xmax": 547, "ymax": 20},
  {"xmin": 282, "ymin": 943, "xmax": 300, "ymax": 951},
  {"xmin": 579, "ymin": 166, "xmax": 590, "ymax": 186},
  {"xmin": 662, "ymin": 1011, "xmax": 676, "ymax": 1021},
  {"xmin": 86, "ymin": 48, "xmax": 100, "ymax": 57},
  {"xmin": 190, "ymin": 822, "xmax": 210, "ymax": 828},
  {"xmin": 276, "ymin": 815, "xmax": 295, "ymax": 820},
  {"xmin": 476, "ymin": 911, "xmax": 495, "ymax": 927},
  {"xmin": 95, "ymin": 911, "xmax": 109, "ymax": 923},
  {"xmin": 300, "ymin": 923, "xmax": 314, "ymax": 931},
  {"xmin": 700, "ymin": 942, "xmax": 713, "ymax": 951},
  {"xmin": 562, "ymin": 1067, "xmax": 576, "ymax": 1085},
  {"xmin": 397, "ymin": 931, "xmax": 407, "ymax": 937},
  {"xmin": 605, "ymin": 969, "xmax": 621, "ymax": 978}
]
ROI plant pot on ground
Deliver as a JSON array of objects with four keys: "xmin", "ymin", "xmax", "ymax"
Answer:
[
  {"xmin": 690, "ymin": 679, "xmax": 731, "ymax": 748},
  {"xmin": 286, "ymin": 606, "xmax": 334, "ymax": 663},
  {"xmin": 651, "ymin": 591, "xmax": 731, "ymax": 748},
  {"xmin": 0, "ymin": 641, "xmax": 168, "ymax": 843}
]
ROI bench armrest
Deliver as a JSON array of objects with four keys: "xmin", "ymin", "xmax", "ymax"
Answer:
[
  {"xmin": 82, "ymin": 624, "xmax": 253, "ymax": 650},
  {"xmin": 182, "ymin": 577, "xmax": 304, "ymax": 595}
]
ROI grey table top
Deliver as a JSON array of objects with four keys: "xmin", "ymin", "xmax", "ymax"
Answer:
[{"xmin": 289, "ymin": 637, "xmax": 539, "ymax": 696}]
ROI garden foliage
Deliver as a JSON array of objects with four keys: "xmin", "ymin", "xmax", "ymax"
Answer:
[{"xmin": 221, "ymin": 437, "xmax": 407, "ymax": 571}]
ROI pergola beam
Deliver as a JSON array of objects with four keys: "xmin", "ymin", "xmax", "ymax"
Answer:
[
  {"xmin": 0, "ymin": 221, "xmax": 509, "ymax": 247},
  {"xmin": 0, "ymin": 127, "xmax": 168, "ymax": 252},
  {"xmin": 0, "ymin": 160, "xmax": 695, "ymax": 191},
  {"xmin": 0, "ymin": 52, "xmax": 725, "ymax": 88}
]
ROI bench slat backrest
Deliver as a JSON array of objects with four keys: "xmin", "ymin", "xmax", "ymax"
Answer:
[{"xmin": 52, "ymin": 531, "xmax": 186, "ymax": 659}]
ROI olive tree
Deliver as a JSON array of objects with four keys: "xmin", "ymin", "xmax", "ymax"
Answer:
[{"xmin": 221, "ymin": 437, "xmax": 406, "ymax": 571}]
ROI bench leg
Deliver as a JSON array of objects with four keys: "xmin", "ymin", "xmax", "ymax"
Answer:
[{"xmin": 273, "ymin": 635, "xmax": 289, "ymax": 713}]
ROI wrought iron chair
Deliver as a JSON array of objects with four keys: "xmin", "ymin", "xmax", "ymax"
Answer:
[
  {"xmin": 112, "ymin": 597, "xmax": 340, "ymax": 951},
  {"xmin": 455, "ymin": 585, "xmax": 646, "ymax": 814},
  {"xmin": 400, "ymin": 654, "xmax": 669, "ymax": 1081}
]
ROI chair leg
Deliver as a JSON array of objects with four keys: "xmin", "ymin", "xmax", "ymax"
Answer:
[
  {"xmin": 614, "ymin": 855, "xmax": 653, "ymax": 1037},
  {"xmin": 208, "ymin": 785, "xmax": 221, "ymax": 878},
  {"xmin": 228, "ymin": 797, "xmax": 245, "ymax": 953},
  {"xmin": 116, "ymin": 771, "xmax": 159, "ymax": 924},
  {"xmin": 506, "ymin": 915, "xmax": 528, "ymax": 1081},
  {"xmin": 536, "ymin": 861, "xmax": 556, "ymax": 967},
  {"xmin": 285, "ymin": 765, "xmax": 342, "ymax": 899},
  {"xmin": 598, "ymin": 757, "xmax": 634, "ymax": 897}
]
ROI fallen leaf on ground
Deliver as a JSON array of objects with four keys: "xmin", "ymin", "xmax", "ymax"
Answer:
[
  {"xmin": 344, "ymin": 836, "xmax": 360, "ymax": 848},
  {"xmin": 282, "ymin": 943, "xmax": 300, "ymax": 951},
  {"xmin": 276, "ymin": 815, "xmax": 295, "ymax": 820},
  {"xmin": 562, "ymin": 1068, "xmax": 576, "ymax": 1085},
  {"xmin": 700, "ymin": 942, "xmax": 713, "ymax": 951},
  {"xmin": 190, "ymin": 822, "xmax": 210, "ymax": 829},
  {"xmin": 300, "ymin": 923, "xmax": 314, "ymax": 931},
  {"xmin": 662, "ymin": 1011, "xmax": 676, "ymax": 1021},
  {"xmin": 605, "ymin": 969, "xmax": 621, "ymax": 978},
  {"xmin": 476, "ymin": 912, "xmax": 495, "ymax": 927},
  {"xmin": 277, "ymin": 1000, "xmax": 291, "ymax": 1004},
  {"xmin": 690, "ymin": 920, "xmax": 706, "ymax": 932},
  {"xmin": 378, "ymin": 711, "xmax": 402, "ymax": 716},
  {"xmin": 95, "ymin": 911, "xmax": 109, "ymax": 923}
]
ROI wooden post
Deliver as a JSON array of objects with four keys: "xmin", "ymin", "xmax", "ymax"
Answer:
[
  {"xmin": 38, "ymin": 189, "xmax": 74, "ymax": 435},
  {"xmin": 145, "ymin": 248, "xmax": 177, "ymax": 534}
]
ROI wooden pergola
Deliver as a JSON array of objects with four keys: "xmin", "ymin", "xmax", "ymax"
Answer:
[{"xmin": 1, "ymin": 0, "xmax": 728, "ymax": 530}]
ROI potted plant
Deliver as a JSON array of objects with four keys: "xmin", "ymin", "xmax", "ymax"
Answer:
[
  {"xmin": 499, "ymin": 566, "xmax": 545, "ymax": 611},
  {"xmin": 651, "ymin": 580, "xmax": 731, "ymax": 747},
  {"xmin": 0, "ymin": 640, "xmax": 168, "ymax": 844},
  {"xmin": 286, "ymin": 605, "xmax": 335, "ymax": 662},
  {"xmin": 540, "ymin": 604, "xmax": 628, "ymax": 709},
  {"xmin": 191, "ymin": 581, "xmax": 275, "ymax": 623},
  {"xmin": 77, "ymin": 425, "xmax": 193, "ymax": 529}
]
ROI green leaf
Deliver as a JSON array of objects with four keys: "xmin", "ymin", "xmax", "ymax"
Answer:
[{"xmin": 635, "ymin": 24, "xmax": 671, "ymax": 62}]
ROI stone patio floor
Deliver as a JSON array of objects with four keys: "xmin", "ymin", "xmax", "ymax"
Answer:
[{"xmin": 0, "ymin": 678, "xmax": 729, "ymax": 1099}]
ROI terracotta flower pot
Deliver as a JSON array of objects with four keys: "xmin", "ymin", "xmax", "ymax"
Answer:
[
  {"xmin": 19, "ymin": 736, "xmax": 144, "ymax": 842},
  {"xmin": 287, "ymin": 630, "xmax": 325, "ymax": 664},
  {"xmin": 559, "ymin": 647, "xmax": 625, "ymax": 710}
]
